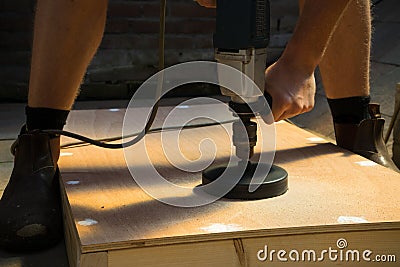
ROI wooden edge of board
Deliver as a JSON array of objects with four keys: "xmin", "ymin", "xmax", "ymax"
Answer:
[
  {"xmin": 80, "ymin": 222, "xmax": 400, "ymax": 254},
  {"xmin": 107, "ymin": 228, "xmax": 400, "ymax": 267},
  {"xmin": 80, "ymin": 252, "xmax": 108, "ymax": 267},
  {"xmin": 61, "ymin": 176, "xmax": 108, "ymax": 267}
]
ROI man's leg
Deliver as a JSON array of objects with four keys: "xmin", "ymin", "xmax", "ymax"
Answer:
[
  {"xmin": 303, "ymin": 0, "xmax": 398, "ymax": 170},
  {"xmin": 29, "ymin": 0, "xmax": 108, "ymax": 110},
  {"xmin": 317, "ymin": 0, "xmax": 370, "ymax": 99},
  {"xmin": 0, "ymin": 0, "xmax": 108, "ymax": 250}
]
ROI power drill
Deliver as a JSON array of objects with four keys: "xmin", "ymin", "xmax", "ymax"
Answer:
[{"xmin": 202, "ymin": 0, "xmax": 288, "ymax": 199}]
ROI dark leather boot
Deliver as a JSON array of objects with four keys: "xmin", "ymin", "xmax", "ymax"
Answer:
[
  {"xmin": 334, "ymin": 104, "xmax": 399, "ymax": 172},
  {"xmin": 0, "ymin": 128, "xmax": 63, "ymax": 251}
]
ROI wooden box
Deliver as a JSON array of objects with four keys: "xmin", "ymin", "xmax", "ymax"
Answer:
[{"xmin": 59, "ymin": 106, "xmax": 400, "ymax": 267}]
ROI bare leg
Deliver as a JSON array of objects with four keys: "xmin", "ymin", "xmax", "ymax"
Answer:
[
  {"xmin": 297, "ymin": 0, "xmax": 398, "ymax": 171},
  {"xmin": 0, "ymin": 0, "xmax": 109, "ymax": 251},
  {"xmin": 28, "ymin": 0, "xmax": 108, "ymax": 110},
  {"xmin": 317, "ymin": 0, "xmax": 371, "ymax": 98}
]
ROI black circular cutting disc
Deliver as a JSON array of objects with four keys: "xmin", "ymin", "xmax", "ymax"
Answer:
[{"xmin": 201, "ymin": 162, "xmax": 288, "ymax": 200}]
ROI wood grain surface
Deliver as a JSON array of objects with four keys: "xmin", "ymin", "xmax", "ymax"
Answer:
[{"xmin": 57, "ymin": 104, "xmax": 400, "ymax": 258}]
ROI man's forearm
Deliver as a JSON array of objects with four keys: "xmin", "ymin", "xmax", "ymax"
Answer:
[{"xmin": 281, "ymin": 0, "xmax": 353, "ymax": 75}]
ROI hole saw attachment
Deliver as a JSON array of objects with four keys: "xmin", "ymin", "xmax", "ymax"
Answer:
[{"xmin": 201, "ymin": 0, "xmax": 288, "ymax": 200}]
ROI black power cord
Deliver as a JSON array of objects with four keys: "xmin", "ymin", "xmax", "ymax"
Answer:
[{"xmin": 59, "ymin": 119, "xmax": 238, "ymax": 149}]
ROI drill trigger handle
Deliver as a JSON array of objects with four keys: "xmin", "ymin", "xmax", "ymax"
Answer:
[
  {"xmin": 255, "ymin": 91, "xmax": 273, "ymax": 117},
  {"xmin": 264, "ymin": 91, "xmax": 273, "ymax": 108}
]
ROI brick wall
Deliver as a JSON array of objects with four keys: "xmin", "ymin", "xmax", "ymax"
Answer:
[
  {"xmin": 0, "ymin": 0, "xmax": 35, "ymax": 100},
  {"xmin": 87, "ymin": 0, "xmax": 216, "ymax": 85},
  {"xmin": 0, "ymin": 0, "xmax": 299, "ymax": 101}
]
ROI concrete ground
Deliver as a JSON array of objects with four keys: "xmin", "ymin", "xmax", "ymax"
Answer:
[{"xmin": 0, "ymin": 0, "xmax": 399, "ymax": 266}]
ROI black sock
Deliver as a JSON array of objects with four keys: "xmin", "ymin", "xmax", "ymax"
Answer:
[
  {"xmin": 25, "ymin": 106, "xmax": 70, "ymax": 131},
  {"xmin": 327, "ymin": 96, "xmax": 371, "ymax": 124}
]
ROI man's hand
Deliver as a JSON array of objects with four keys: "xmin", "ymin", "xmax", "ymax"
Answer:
[
  {"xmin": 195, "ymin": 0, "xmax": 216, "ymax": 8},
  {"xmin": 264, "ymin": 59, "xmax": 316, "ymax": 122}
]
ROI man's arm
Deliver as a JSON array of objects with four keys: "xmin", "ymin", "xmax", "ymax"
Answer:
[
  {"xmin": 265, "ymin": 0, "xmax": 354, "ymax": 121},
  {"xmin": 195, "ymin": 0, "xmax": 216, "ymax": 8},
  {"xmin": 283, "ymin": 0, "xmax": 353, "ymax": 74},
  {"xmin": 196, "ymin": 0, "xmax": 354, "ymax": 121}
]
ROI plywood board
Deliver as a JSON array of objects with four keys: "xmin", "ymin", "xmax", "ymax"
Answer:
[
  {"xmin": 55, "ymin": 104, "xmax": 400, "ymax": 266},
  {"xmin": 108, "ymin": 229, "xmax": 399, "ymax": 267}
]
